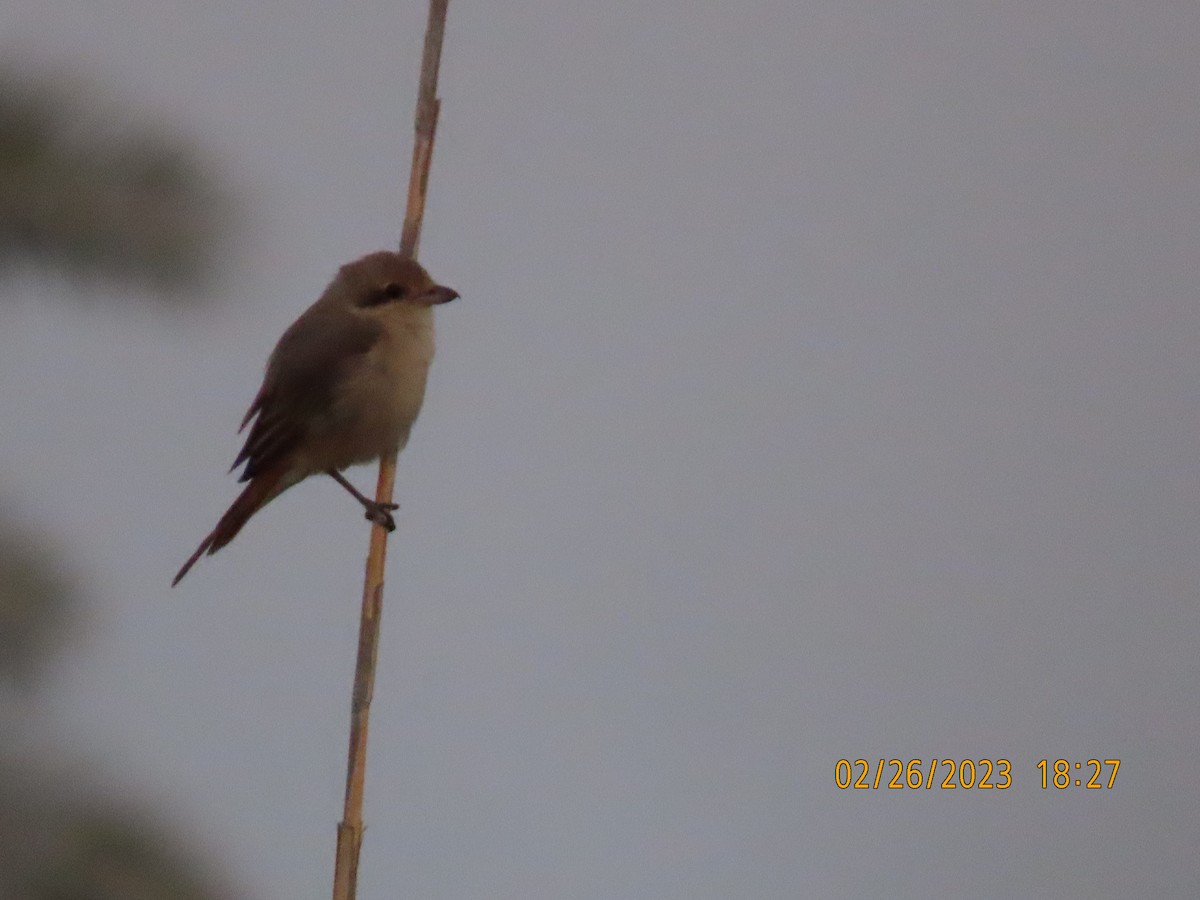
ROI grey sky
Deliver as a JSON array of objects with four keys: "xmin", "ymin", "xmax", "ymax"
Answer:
[{"xmin": 4, "ymin": 2, "xmax": 1199, "ymax": 897}]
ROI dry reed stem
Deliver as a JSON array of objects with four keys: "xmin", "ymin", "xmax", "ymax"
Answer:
[{"xmin": 332, "ymin": 2, "xmax": 450, "ymax": 898}]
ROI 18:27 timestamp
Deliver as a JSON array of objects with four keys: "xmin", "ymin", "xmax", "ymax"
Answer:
[{"xmin": 1037, "ymin": 758, "xmax": 1120, "ymax": 789}]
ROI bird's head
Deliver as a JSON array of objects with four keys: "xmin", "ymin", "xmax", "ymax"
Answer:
[{"xmin": 339, "ymin": 251, "xmax": 459, "ymax": 310}]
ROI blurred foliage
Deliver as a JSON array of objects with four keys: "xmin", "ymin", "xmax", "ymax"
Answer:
[
  {"xmin": 0, "ymin": 767, "xmax": 236, "ymax": 900},
  {"xmin": 0, "ymin": 522, "xmax": 74, "ymax": 688},
  {"xmin": 0, "ymin": 67, "xmax": 230, "ymax": 295},
  {"xmin": 0, "ymin": 66, "xmax": 241, "ymax": 898},
  {"xmin": 32, "ymin": 817, "xmax": 232, "ymax": 900}
]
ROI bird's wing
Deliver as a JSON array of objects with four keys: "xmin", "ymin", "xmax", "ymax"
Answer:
[{"xmin": 231, "ymin": 310, "xmax": 382, "ymax": 481}]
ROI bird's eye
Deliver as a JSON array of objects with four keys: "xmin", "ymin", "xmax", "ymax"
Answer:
[{"xmin": 382, "ymin": 282, "xmax": 406, "ymax": 299}]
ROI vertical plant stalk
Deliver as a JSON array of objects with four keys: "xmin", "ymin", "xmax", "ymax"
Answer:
[{"xmin": 332, "ymin": 2, "xmax": 450, "ymax": 898}]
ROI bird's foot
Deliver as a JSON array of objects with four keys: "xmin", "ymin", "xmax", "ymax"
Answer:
[{"xmin": 364, "ymin": 501, "xmax": 400, "ymax": 532}]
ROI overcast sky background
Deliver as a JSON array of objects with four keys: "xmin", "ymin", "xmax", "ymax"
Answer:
[{"xmin": 4, "ymin": 2, "xmax": 1199, "ymax": 897}]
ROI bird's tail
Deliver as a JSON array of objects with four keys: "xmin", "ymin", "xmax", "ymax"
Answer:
[{"xmin": 172, "ymin": 467, "xmax": 288, "ymax": 586}]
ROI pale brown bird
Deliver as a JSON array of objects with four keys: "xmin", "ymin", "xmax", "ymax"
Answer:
[{"xmin": 172, "ymin": 251, "xmax": 458, "ymax": 585}]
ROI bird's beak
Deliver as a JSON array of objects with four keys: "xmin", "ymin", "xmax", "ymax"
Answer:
[{"xmin": 421, "ymin": 284, "xmax": 459, "ymax": 305}]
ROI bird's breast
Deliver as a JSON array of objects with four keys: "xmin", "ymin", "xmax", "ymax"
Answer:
[{"xmin": 319, "ymin": 309, "xmax": 436, "ymax": 469}]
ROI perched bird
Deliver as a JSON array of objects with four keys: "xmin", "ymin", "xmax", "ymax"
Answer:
[{"xmin": 173, "ymin": 251, "xmax": 458, "ymax": 585}]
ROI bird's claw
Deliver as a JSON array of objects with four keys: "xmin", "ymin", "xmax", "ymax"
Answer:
[{"xmin": 364, "ymin": 502, "xmax": 398, "ymax": 532}]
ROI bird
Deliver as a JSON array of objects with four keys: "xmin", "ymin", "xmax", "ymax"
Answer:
[{"xmin": 172, "ymin": 250, "xmax": 458, "ymax": 585}]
